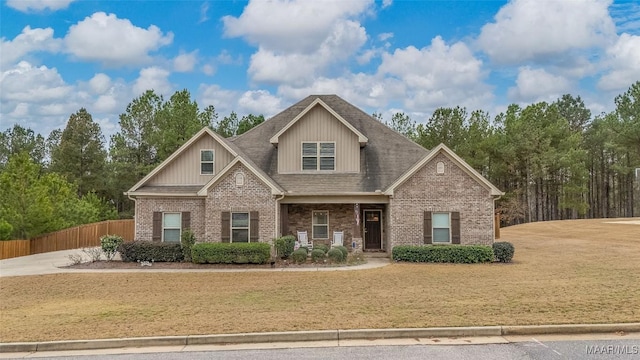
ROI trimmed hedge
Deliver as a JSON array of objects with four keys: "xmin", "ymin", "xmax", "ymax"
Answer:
[
  {"xmin": 327, "ymin": 248, "xmax": 345, "ymax": 263},
  {"xmin": 191, "ymin": 242, "xmax": 271, "ymax": 264},
  {"xmin": 314, "ymin": 244, "xmax": 329, "ymax": 254},
  {"xmin": 493, "ymin": 242, "xmax": 515, "ymax": 263},
  {"xmin": 310, "ymin": 248, "xmax": 325, "ymax": 262},
  {"xmin": 291, "ymin": 248, "xmax": 307, "ymax": 264},
  {"xmin": 334, "ymin": 245, "xmax": 348, "ymax": 259},
  {"xmin": 118, "ymin": 241, "xmax": 184, "ymax": 262},
  {"xmin": 275, "ymin": 235, "xmax": 296, "ymax": 259},
  {"xmin": 392, "ymin": 245, "xmax": 493, "ymax": 264}
]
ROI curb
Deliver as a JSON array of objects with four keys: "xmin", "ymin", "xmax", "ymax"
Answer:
[{"xmin": 1, "ymin": 323, "xmax": 639, "ymax": 353}]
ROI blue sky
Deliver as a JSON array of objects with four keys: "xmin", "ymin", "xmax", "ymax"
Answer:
[{"xmin": 1, "ymin": 0, "xmax": 639, "ymax": 139}]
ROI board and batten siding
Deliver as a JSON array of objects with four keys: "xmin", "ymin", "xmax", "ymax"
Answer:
[
  {"xmin": 278, "ymin": 105, "xmax": 360, "ymax": 173},
  {"xmin": 147, "ymin": 134, "xmax": 235, "ymax": 185}
]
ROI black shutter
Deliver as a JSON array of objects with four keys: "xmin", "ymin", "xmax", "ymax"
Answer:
[
  {"xmin": 250, "ymin": 211, "xmax": 259, "ymax": 242},
  {"xmin": 451, "ymin": 212, "xmax": 461, "ymax": 244},
  {"xmin": 181, "ymin": 212, "xmax": 191, "ymax": 231},
  {"xmin": 152, "ymin": 212, "xmax": 162, "ymax": 242},
  {"xmin": 423, "ymin": 211, "xmax": 432, "ymax": 245},
  {"xmin": 221, "ymin": 212, "xmax": 230, "ymax": 243}
]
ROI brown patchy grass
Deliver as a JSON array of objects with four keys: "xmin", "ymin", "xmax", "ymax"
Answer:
[{"xmin": 1, "ymin": 218, "xmax": 639, "ymax": 342}]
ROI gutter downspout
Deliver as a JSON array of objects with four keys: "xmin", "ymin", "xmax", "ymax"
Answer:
[{"xmin": 126, "ymin": 193, "xmax": 137, "ymax": 241}]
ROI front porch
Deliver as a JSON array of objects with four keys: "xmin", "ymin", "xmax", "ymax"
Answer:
[{"xmin": 279, "ymin": 202, "xmax": 388, "ymax": 253}]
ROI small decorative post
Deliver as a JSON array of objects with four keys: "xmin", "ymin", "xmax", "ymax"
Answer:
[{"xmin": 352, "ymin": 203, "xmax": 363, "ymax": 253}]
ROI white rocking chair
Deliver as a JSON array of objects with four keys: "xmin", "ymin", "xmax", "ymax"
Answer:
[
  {"xmin": 332, "ymin": 231, "xmax": 344, "ymax": 247},
  {"xmin": 297, "ymin": 231, "xmax": 312, "ymax": 251}
]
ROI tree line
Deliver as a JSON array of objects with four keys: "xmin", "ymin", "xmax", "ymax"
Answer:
[
  {"xmin": 382, "ymin": 81, "xmax": 639, "ymax": 225},
  {"xmin": 0, "ymin": 89, "xmax": 264, "ymax": 240},
  {"xmin": 1, "ymin": 82, "xmax": 638, "ymax": 239}
]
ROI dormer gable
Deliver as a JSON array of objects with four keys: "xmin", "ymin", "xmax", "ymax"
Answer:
[
  {"xmin": 270, "ymin": 99, "xmax": 367, "ymax": 174},
  {"xmin": 270, "ymin": 98, "xmax": 368, "ymax": 146}
]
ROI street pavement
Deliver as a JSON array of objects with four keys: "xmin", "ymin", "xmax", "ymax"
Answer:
[{"xmin": 1, "ymin": 335, "xmax": 638, "ymax": 360}]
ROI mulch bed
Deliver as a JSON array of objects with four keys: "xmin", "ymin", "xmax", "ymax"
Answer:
[{"xmin": 62, "ymin": 259, "xmax": 364, "ymax": 270}]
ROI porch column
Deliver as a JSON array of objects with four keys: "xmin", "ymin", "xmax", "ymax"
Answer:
[{"xmin": 352, "ymin": 203, "xmax": 363, "ymax": 253}]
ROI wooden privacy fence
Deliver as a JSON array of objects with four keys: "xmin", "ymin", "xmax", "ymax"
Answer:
[{"xmin": 0, "ymin": 219, "xmax": 134, "ymax": 260}]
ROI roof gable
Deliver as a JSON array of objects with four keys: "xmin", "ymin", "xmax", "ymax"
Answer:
[
  {"xmin": 384, "ymin": 143, "xmax": 504, "ymax": 197},
  {"xmin": 126, "ymin": 127, "xmax": 237, "ymax": 193},
  {"xmin": 269, "ymin": 98, "xmax": 368, "ymax": 145},
  {"xmin": 197, "ymin": 157, "xmax": 284, "ymax": 196}
]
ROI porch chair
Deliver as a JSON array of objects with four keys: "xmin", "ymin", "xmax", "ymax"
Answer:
[
  {"xmin": 332, "ymin": 231, "xmax": 344, "ymax": 248},
  {"xmin": 297, "ymin": 231, "xmax": 312, "ymax": 251}
]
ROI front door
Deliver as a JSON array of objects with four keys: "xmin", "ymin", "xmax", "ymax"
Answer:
[{"xmin": 363, "ymin": 210, "xmax": 382, "ymax": 250}]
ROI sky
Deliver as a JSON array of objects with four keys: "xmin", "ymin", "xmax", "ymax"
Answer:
[{"xmin": 1, "ymin": 0, "xmax": 639, "ymax": 139}]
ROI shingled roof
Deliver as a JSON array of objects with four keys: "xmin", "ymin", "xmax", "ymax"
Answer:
[{"xmin": 231, "ymin": 95, "xmax": 428, "ymax": 194}]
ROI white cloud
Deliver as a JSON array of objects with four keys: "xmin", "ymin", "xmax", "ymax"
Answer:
[
  {"xmin": 378, "ymin": 36, "xmax": 492, "ymax": 111},
  {"xmin": 507, "ymin": 67, "xmax": 572, "ymax": 102},
  {"xmin": 202, "ymin": 64, "xmax": 216, "ymax": 76},
  {"xmin": 477, "ymin": 0, "xmax": 616, "ymax": 64},
  {"xmin": 199, "ymin": 2, "xmax": 210, "ymax": 24},
  {"xmin": 237, "ymin": 90, "xmax": 283, "ymax": 116},
  {"xmin": 598, "ymin": 33, "xmax": 640, "ymax": 91},
  {"xmin": 0, "ymin": 26, "xmax": 61, "ymax": 68},
  {"xmin": 378, "ymin": 32, "xmax": 393, "ymax": 41},
  {"xmin": 173, "ymin": 50, "xmax": 198, "ymax": 72},
  {"xmin": 0, "ymin": 61, "xmax": 72, "ymax": 103},
  {"xmin": 382, "ymin": 0, "xmax": 393, "ymax": 9},
  {"xmin": 88, "ymin": 73, "xmax": 112, "ymax": 94},
  {"xmin": 223, "ymin": 0, "xmax": 373, "ymax": 53},
  {"xmin": 247, "ymin": 20, "xmax": 367, "ymax": 86},
  {"xmin": 133, "ymin": 66, "xmax": 172, "ymax": 95},
  {"xmin": 64, "ymin": 12, "xmax": 173, "ymax": 66},
  {"xmin": 198, "ymin": 84, "xmax": 239, "ymax": 114},
  {"xmin": 6, "ymin": 0, "xmax": 75, "ymax": 12}
]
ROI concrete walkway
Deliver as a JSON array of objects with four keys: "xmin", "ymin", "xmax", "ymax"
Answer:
[{"xmin": 0, "ymin": 248, "xmax": 390, "ymax": 277}]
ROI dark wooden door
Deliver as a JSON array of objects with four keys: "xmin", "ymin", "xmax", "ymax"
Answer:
[{"xmin": 364, "ymin": 210, "xmax": 382, "ymax": 250}]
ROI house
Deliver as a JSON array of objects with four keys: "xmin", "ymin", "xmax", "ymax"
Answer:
[{"xmin": 126, "ymin": 95, "xmax": 503, "ymax": 254}]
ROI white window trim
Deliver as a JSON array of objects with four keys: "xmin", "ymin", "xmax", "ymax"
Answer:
[
  {"xmin": 231, "ymin": 212, "xmax": 250, "ymax": 243},
  {"xmin": 162, "ymin": 212, "xmax": 181, "ymax": 243},
  {"xmin": 200, "ymin": 149, "xmax": 215, "ymax": 175},
  {"xmin": 301, "ymin": 142, "xmax": 336, "ymax": 171},
  {"xmin": 312, "ymin": 210, "xmax": 329, "ymax": 239},
  {"xmin": 432, "ymin": 212, "xmax": 452, "ymax": 244}
]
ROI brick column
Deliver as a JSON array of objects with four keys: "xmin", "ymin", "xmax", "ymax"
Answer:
[{"xmin": 351, "ymin": 203, "xmax": 363, "ymax": 253}]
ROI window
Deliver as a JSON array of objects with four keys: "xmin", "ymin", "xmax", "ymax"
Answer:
[
  {"xmin": 235, "ymin": 173, "xmax": 245, "ymax": 186},
  {"xmin": 302, "ymin": 142, "xmax": 335, "ymax": 171},
  {"xmin": 312, "ymin": 211, "xmax": 329, "ymax": 239},
  {"xmin": 163, "ymin": 213, "xmax": 181, "ymax": 242},
  {"xmin": 432, "ymin": 213, "xmax": 450, "ymax": 243},
  {"xmin": 231, "ymin": 212, "xmax": 249, "ymax": 242},
  {"xmin": 201, "ymin": 150, "xmax": 214, "ymax": 175},
  {"xmin": 436, "ymin": 161, "xmax": 445, "ymax": 174}
]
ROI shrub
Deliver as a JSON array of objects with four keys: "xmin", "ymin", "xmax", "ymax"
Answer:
[
  {"xmin": 118, "ymin": 241, "xmax": 184, "ymax": 262},
  {"xmin": 311, "ymin": 248, "xmax": 325, "ymax": 263},
  {"xmin": 315, "ymin": 244, "xmax": 329, "ymax": 254},
  {"xmin": 392, "ymin": 245, "xmax": 493, "ymax": 264},
  {"xmin": 67, "ymin": 253, "xmax": 84, "ymax": 265},
  {"xmin": 275, "ymin": 235, "xmax": 296, "ymax": 259},
  {"xmin": 0, "ymin": 220, "xmax": 13, "ymax": 240},
  {"xmin": 493, "ymin": 242, "xmax": 515, "ymax": 263},
  {"xmin": 299, "ymin": 246, "xmax": 309, "ymax": 254},
  {"xmin": 82, "ymin": 247, "xmax": 102, "ymax": 262},
  {"xmin": 100, "ymin": 235, "xmax": 124, "ymax": 261},
  {"xmin": 181, "ymin": 230, "xmax": 196, "ymax": 262},
  {"xmin": 191, "ymin": 243, "xmax": 271, "ymax": 264},
  {"xmin": 334, "ymin": 245, "xmax": 348, "ymax": 259},
  {"xmin": 291, "ymin": 248, "xmax": 308, "ymax": 264},
  {"xmin": 327, "ymin": 248, "xmax": 345, "ymax": 263}
]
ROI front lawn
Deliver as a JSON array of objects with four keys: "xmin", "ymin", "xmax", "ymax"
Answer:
[{"xmin": 1, "ymin": 218, "xmax": 638, "ymax": 342}]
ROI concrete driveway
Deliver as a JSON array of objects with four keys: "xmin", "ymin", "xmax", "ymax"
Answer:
[{"xmin": 0, "ymin": 249, "xmax": 390, "ymax": 277}]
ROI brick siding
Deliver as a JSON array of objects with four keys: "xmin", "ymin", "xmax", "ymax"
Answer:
[
  {"xmin": 134, "ymin": 198, "xmax": 205, "ymax": 242},
  {"xmin": 205, "ymin": 163, "xmax": 277, "ymax": 244},
  {"xmin": 389, "ymin": 152, "xmax": 495, "ymax": 248}
]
